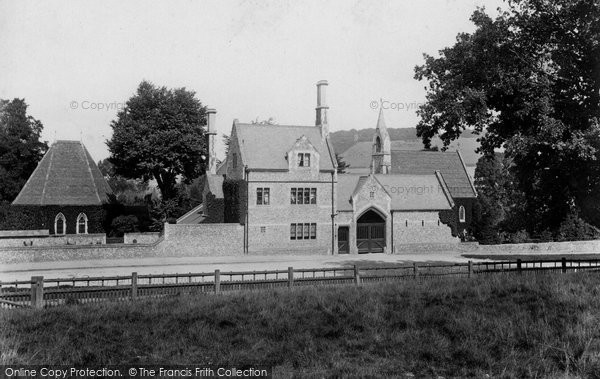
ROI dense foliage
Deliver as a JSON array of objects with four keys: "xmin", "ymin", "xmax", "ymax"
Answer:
[
  {"xmin": 107, "ymin": 81, "xmax": 208, "ymax": 201},
  {"xmin": 0, "ymin": 99, "xmax": 48, "ymax": 204},
  {"xmin": 416, "ymin": 0, "xmax": 600, "ymax": 237},
  {"xmin": 223, "ymin": 179, "xmax": 247, "ymax": 224}
]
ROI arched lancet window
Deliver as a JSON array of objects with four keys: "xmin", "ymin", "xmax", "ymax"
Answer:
[
  {"xmin": 375, "ymin": 136, "xmax": 382, "ymax": 153},
  {"xmin": 459, "ymin": 205, "xmax": 466, "ymax": 223},
  {"xmin": 76, "ymin": 213, "xmax": 88, "ymax": 234},
  {"xmin": 55, "ymin": 213, "xmax": 66, "ymax": 235}
]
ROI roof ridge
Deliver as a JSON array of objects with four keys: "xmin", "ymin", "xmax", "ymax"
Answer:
[
  {"xmin": 40, "ymin": 144, "xmax": 55, "ymax": 205},
  {"xmin": 456, "ymin": 150, "xmax": 477, "ymax": 196},
  {"xmin": 80, "ymin": 141, "xmax": 102, "ymax": 203},
  {"xmin": 236, "ymin": 123, "xmax": 314, "ymax": 129}
]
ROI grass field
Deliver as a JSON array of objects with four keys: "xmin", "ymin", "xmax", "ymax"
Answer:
[{"xmin": 3, "ymin": 273, "xmax": 600, "ymax": 378}]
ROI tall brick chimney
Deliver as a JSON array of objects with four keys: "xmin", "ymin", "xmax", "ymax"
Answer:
[
  {"xmin": 315, "ymin": 80, "xmax": 329, "ymax": 138},
  {"xmin": 206, "ymin": 108, "xmax": 217, "ymax": 175}
]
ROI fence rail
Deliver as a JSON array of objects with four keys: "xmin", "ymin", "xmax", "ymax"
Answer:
[{"xmin": 1, "ymin": 257, "xmax": 599, "ymax": 309}]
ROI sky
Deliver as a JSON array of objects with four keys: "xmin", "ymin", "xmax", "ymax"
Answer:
[{"xmin": 0, "ymin": 0, "xmax": 505, "ymax": 162}]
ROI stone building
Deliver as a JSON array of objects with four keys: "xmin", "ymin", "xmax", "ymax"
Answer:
[
  {"xmin": 12, "ymin": 140, "xmax": 113, "ymax": 235},
  {"xmin": 194, "ymin": 81, "xmax": 475, "ymax": 254}
]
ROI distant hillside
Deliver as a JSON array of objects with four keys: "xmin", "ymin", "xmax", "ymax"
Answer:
[{"xmin": 329, "ymin": 128, "xmax": 478, "ymax": 156}]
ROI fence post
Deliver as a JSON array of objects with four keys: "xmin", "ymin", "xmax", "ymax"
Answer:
[
  {"xmin": 517, "ymin": 259, "xmax": 522, "ymax": 274},
  {"xmin": 562, "ymin": 257, "xmax": 567, "ymax": 273},
  {"xmin": 354, "ymin": 265, "xmax": 361, "ymax": 286},
  {"xmin": 413, "ymin": 263, "xmax": 419, "ymax": 280},
  {"xmin": 131, "ymin": 272, "xmax": 138, "ymax": 300},
  {"xmin": 214, "ymin": 270, "xmax": 221, "ymax": 294},
  {"xmin": 31, "ymin": 276, "xmax": 44, "ymax": 309},
  {"xmin": 468, "ymin": 261, "xmax": 473, "ymax": 278},
  {"xmin": 288, "ymin": 267, "xmax": 294, "ymax": 288}
]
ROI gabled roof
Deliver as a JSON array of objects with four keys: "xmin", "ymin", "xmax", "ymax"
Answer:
[
  {"xmin": 177, "ymin": 204, "xmax": 205, "ymax": 224},
  {"xmin": 216, "ymin": 158, "xmax": 227, "ymax": 175},
  {"xmin": 337, "ymin": 175, "xmax": 362, "ymax": 211},
  {"xmin": 390, "ymin": 150, "xmax": 476, "ymax": 198},
  {"xmin": 341, "ymin": 140, "xmax": 425, "ymax": 170},
  {"xmin": 340, "ymin": 138, "xmax": 481, "ymax": 170},
  {"xmin": 336, "ymin": 173, "xmax": 453, "ymax": 211},
  {"xmin": 233, "ymin": 123, "xmax": 336, "ymax": 171},
  {"xmin": 12, "ymin": 140, "xmax": 113, "ymax": 205}
]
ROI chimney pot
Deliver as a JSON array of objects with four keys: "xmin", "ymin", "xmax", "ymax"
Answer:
[
  {"xmin": 206, "ymin": 108, "xmax": 217, "ymax": 134},
  {"xmin": 316, "ymin": 80, "xmax": 329, "ymax": 130}
]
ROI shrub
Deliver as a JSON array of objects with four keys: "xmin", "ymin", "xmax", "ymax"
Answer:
[
  {"xmin": 556, "ymin": 213, "xmax": 600, "ymax": 241},
  {"xmin": 109, "ymin": 215, "xmax": 139, "ymax": 237}
]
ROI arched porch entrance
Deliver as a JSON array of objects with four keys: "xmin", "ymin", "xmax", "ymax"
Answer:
[{"xmin": 356, "ymin": 209, "xmax": 386, "ymax": 254}]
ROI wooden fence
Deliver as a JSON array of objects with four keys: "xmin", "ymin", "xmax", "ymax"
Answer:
[{"xmin": 2, "ymin": 258, "xmax": 599, "ymax": 309}]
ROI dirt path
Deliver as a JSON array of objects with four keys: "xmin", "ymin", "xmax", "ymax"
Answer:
[{"xmin": 0, "ymin": 253, "xmax": 473, "ymax": 281}]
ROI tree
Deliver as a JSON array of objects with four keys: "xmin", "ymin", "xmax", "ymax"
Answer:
[
  {"xmin": 251, "ymin": 117, "xmax": 277, "ymax": 125},
  {"xmin": 335, "ymin": 153, "xmax": 350, "ymax": 174},
  {"xmin": 414, "ymin": 0, "xmax": 600, "ymax": 234},
  {"xmin": 222, "ymin": 134, "xmax": 231, "ymax": 157},
  {"xmin": 107, "ymin": 81, "xmax": 207, "ymax": 201},
  {"xmin": 97, "ymin": 158, "xmax": 149, "ymax": 205},
  {"xmin": 0, "ymin": 99, "xmax": 48, "ymax": 203}
]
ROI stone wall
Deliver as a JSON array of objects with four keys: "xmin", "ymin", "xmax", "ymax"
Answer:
[
  {"xmin": 392, "ymin": 212, "xmax": 459, "ymax": 249},
  {"xmin": 0, "ymin": 233, "xmax": 106, "ymax": 248},
  {"xmin": 475, "ymin": 239, "xmax": 600, "ymax": 255},
  {"xmin": 0, "ymin": 223, "xmax": 244, "ymax": 263},
  {"xmin": 160, "ymin": 223, "xmax": 244, "ymax": 256},
  {"xmin": 123, "ymin": 232, "xmax": 161, "ymax": 244},
  {"xmin": 0, "ymin": 230, "xmax": 49, "ymax": 237},
  {"xmin": 246, "ymin": 171, "xmax": 335, "ymax": 255}
]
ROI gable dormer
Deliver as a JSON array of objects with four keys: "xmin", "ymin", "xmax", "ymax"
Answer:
[{"xmin": 288, "ymin": 135, "xmax": 320, "ymax": 176}]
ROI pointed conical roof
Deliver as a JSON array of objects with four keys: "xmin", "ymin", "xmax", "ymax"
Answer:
[
  {"xmin": 376, "ymin": 107, "xmax": 387, "ymax": 132},
  {"xmin": 13, "ymin": 140, "xmax": 113, "ymax": 205}
]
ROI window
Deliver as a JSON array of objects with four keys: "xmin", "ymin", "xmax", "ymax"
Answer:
[
  {"xmin": 375, "ymin": 136, "xmax": 382, "ymax": 153},
  {"xmin": 290, "ymin": 223, "xmax": 317, "ymax": 240},
  {"xmin": 459, "ymin": 205, "xmax": 466, "ymax": 223},
  {"xmin": 298, "ymin": 153, "xmax": 311, "ymax": 167},
  {"xmin": 370, "ymin": 191, "xmax": 375, "ymax": 199},
  {"xmin": 54, "ymin": 213, "xmax": 66, "ymax": 235},
  {"xmin": 232, "ymin": 153, "xmax": 237, "ymax": 168},
  {"xmin": 76, "ymin": 213, "xmax": 88, "ymax": 234},
  {"xmin": 291, "ymin": 188, "xmax": 317, "ymax": 205},
  {"xmin": 260, "ymin": 226, "xmax": 266, "ymax": 233},
  {"xmin": 310, "ymin": 188, "xmax": 316, "ymax": 204},
  {"xmin": 256, "ymin": 188, "xmax": 270, "ymax": 205}
]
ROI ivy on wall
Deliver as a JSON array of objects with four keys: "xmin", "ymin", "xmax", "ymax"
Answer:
[
  {"xmin": 223, "ymin": 179, "xmax": 247, "ymax": 224},
  {"xmin": 0, "ymin": 205, "xmax": 106, "ymax": 234},
  {"xmin": 0, "ymin": 204, "xmax": 152, "ymax": 235}
]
